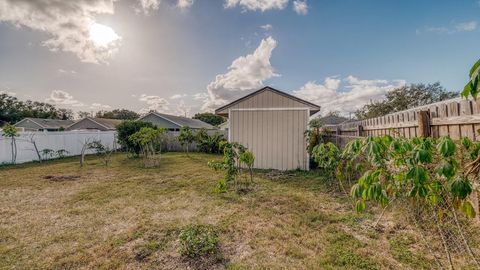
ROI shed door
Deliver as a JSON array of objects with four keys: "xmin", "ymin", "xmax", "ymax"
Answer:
[{"xmin": 230, "ymin": 109, "xmax": 309, "ymax": 170}]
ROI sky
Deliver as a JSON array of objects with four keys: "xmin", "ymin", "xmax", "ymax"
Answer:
[{"xmin": 0, "ymin": 0, "xmax": 479, "ymax": 118}]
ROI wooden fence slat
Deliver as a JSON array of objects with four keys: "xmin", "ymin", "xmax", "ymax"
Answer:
[
  {"xmin": 438, "ymin": 103, "xmax": 449, "ymax": 137},
  {"xmin": 448, "ymin": 101, "xmax": 461, "ymax": 139}
]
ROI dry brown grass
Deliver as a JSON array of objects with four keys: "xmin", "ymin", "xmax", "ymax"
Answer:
[{"xmin": 0, "ymin": 153, "xmax": 471, "ymax": 269}]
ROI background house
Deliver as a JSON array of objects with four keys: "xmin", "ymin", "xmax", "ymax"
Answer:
[
  {"xmin": 15, "ymin": 118, "xmax": 74, "ymax": 131},
  {"xmin": 66, "ymin": 117, "xmax": 122, "ymax": 131},
  {"xmin": 216, "ymin": 86, "xmax": 320, "ymax": 171},
  {"xmin": 138, "ymin": 112, "xmax": 214, "ymax": 131}
]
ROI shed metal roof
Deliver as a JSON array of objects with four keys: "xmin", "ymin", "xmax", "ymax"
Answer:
[{"xmin": 214, "ymin": 86, "xmax": 320, "ymax": 115}]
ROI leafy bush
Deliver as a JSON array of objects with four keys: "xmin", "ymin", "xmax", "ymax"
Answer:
[
  {"xmin": 196, "ymin": 128, "xmax": 225, "ymax": 154},
  {"xmin": 178, "ymin": 224, "xmax": 220, "ymax": 258},
  {"xmin": 343, "ymin": 135, "xmax": 477, "ymax": 218},
  {"xmin": 116, "ymin": 120, "xmax": 156, "ymax": 155},
  {"xmin": 128, "ymin": 127, "xmax": 166, "ymax": 167},
  {"xmin": 40, "ymin": 149, "xmax": 55, "ymax": 160},
  {"xmin": 208, "ymin": 142, "xmax": 254, "ymax": 192},
  {"xmin": 55, "ymin": 149, "xmax": 69, "ymax": 158},
  {"xmin": 312, "ymin": 142, "xmax": 340, "ymax": 177},
  {"xmin": 178, "ymin": 126, "xmax": 195, "ymax": 155}
]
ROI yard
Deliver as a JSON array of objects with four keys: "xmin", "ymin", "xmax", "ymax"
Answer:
[{"xmin": 0, "ymin": 153, "xmax": 472, "ymax": 269}]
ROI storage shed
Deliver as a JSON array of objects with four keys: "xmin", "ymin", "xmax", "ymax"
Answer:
[{"xmin": 215, "ymin": 86, "xmax": 320, "ymax": 171}]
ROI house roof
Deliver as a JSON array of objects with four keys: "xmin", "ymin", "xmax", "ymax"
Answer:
[
  {"xmin": 140, "ymin": 112, "xmax": 215, "ymax": 129},
  {"xmin": 89, "ymin": 118, "xmax": 123, "ymax": 129},
  {"xmin": 67, "ymin": 117, "xmax": 123, "ymax": 130},
  {"xmin": 214, "ymin": 86, "xmax": 321, "ymax": 115},
  {"xmin": 15, "ymin": 118, "xmax": 75, "ymax": 129}
]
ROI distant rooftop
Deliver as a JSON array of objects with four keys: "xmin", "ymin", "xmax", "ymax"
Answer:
[
  {"xmin": 16, "ymin": 118, "xmax": 75, "ymax": 129},
  {"xmin": 145, "ymin": 112, "xmax": 214, "ymax": 129},
  {"xmin": 89, "ymin": 118, "xmax": 123, "ymax": 129}
]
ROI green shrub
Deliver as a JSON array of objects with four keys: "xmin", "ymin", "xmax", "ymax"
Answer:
[
  {"xmin": 196, "ymin": 128, "xmax": 226, "ymax": 154},
  {"xmin": 116, "ymin": 120, "xmax": 155, "ymax": 155},
  {"xmin": 179, "ymin": 224, "xmax": 220, "ymax": 258}
]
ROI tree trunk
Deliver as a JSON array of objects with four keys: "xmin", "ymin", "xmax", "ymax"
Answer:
[{"xmin": 32, "ymin": 140, "xmax": 42, "ymax": 162}]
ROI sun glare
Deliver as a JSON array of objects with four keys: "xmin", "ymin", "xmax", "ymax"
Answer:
[{"xmin": 89, "ymin": 23, "xmax": 120, "ymax": 47}]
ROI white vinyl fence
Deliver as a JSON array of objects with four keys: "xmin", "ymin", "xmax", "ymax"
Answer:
[{"xmin": 0, "ymin": 130, "xmax": 118, "ymax": 164}]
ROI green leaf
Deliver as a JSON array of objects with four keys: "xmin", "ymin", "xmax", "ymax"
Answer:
[
  {"xmin": 351, "ymin": 184, "xmax": 362, "ymax": 199},
  {"xmin": 437, "ymin": 137, "xmax": 456, "ymax": 158},
  {"xmin": 435, "ymin": 160, "xmax": 456, "ymax": 178},
  {"xmin": 415, "ymin": 149, "xmax": 432, "ymax": 164},
  {"xmin": 461, "ymin": 201, "xmax": 476, "ymax": 218},
  {"xmin": 469, "ymin": 59, "xmax": 480, "ymax": 78},
  {"xmin": 462, "ymin": 82, "xmax": 472, "ymax": 99},
  {"xmin": 356, "ymin": 200, "xmax": 366, "ymax": 213},
  {"xmin": 450, "ymin": 176, "xmax": 472, "ymax": 200},
  {"xmin": 461, "ymin": 137, "xmax": 473, "ymax": 150},
  {"xmin": 407, "ymin": 166, "xmax": 429, "ymax": 184}
]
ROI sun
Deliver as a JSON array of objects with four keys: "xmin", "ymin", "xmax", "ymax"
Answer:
[{"xmin": 89, "ymin": 23, "xmax": 120, "ymax": 47}]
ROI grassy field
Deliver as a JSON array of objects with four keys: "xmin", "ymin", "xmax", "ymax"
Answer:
[{"xmin": 0, "ymin": 153, "xmax": 472, "ymax": 269}]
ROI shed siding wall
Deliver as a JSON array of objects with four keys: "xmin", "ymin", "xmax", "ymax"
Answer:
[{"xmin": 230, "ymin": 109, "xmax": 308, "ymax": 170}]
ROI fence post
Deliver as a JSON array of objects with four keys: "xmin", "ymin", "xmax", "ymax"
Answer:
[
  {"xmin": 417, "ymin": 110, "xmax": 431, "ymax": 138},
  {"xmin": 335, "ymin": 126, "xmax": 341, "ymax": 146},
  {"xmin": 357, "ymin": 125, "xmax": 363, "ymax": 137}
]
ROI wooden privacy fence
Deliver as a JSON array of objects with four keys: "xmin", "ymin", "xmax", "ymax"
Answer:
[{"xmin": 325, "ymin": 97, "xmax": 480, "ymax": 143}]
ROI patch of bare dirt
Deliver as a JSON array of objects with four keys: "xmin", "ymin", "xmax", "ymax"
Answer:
[{"xmin": 43, "ymin": 175, "xmax": 81, "ymax": 182}]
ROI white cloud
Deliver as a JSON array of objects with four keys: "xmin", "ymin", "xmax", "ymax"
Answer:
[
  {"xmin": 170, "ymin": 94, "xmax": 187, "ymax": 99},
  {"xmin": 138, "ymin": 94, "xmax": 170, "ymax": 114},
  {"xmin": 57, "ymin": 69, "xmax": 77, "ymax": 75},
  {"xmin": 260, "ymin": 24, "xmax": 273, "ymax": 31},
  {"xmin": 0, "ymin": 0, "xmax": 122, "ymax": 64},
  {"xmin": 45, "ymin": 90, "xmax": 84, "ymax": 107},
  {"xmin": 224, "ymin": 0, "xmax": 288, "ymax": 12},
  {"xmin": 177, "ymin": 0, "xmax": 194, "ymax": 9},
  {"xmin": 174, "ymin": 99, "xmax": 191, "ymax": 117},
  {"xmin": 136, "ymin": 0, "xmax": 161, "ymax": 14},
  {"xmin": 455, "ymin": 21, "xmax": 477, "ymax": 32},
  {"xmin": 90, "ymin": 103, "xmax": 111, "ymax": 109},
  {"xmin": 136, "ymin": 0, "xmax": 194, "ymax": 13},
  {"xmin": 293, "ymin": 76, "xmax": 406, "ymax": 114},
  {"xmin": 420, "ymin": 20, "xmax": 477, "ymax": 34},
  {"xmin": 202, "ymin": 36, "xmax": 278, "ymax": 111},
  {"xmin": 292, "ymin": 0, "xmax": 307, "ymax": 15}
]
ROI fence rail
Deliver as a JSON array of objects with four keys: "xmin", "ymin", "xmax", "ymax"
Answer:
[
  {"xmin": 0, "ymin": 129, "xmax": 227, "ymax": 165},
  {"xmin": 325, "ymin": 97, "xmax": 480, "ymax": 141},
  {"xmin": 0, "ymin": 130, "xmax": 118, "ymax": 164}
]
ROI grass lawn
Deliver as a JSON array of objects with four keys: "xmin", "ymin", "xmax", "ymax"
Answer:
[{"xmin": 0, "ymin": 153, "xmax": 468, "ymax": 269}]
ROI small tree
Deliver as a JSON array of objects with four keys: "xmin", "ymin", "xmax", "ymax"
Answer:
[
  {"xmin": 89, "ymin": 141, "xmax": 113, "ymax": 167},
  {"xmin": 129, "ymin": 127, "xmax": 166, "ymax": 167},
  {"xmin": 208, "ymin": 142, "xmax": 254, "ymax": 193},
  {"xmin": 2, "ymin": 124, "xmax": 18, "ymax": 164},
  {"xmin": 239, "ymin": 150, "xmax": 255, "ymax": 185},
  {"xmin": 178, "ymin": 126, "xmax": 195, "ymax": 155},
  {"xmin": 116, "ymin": 121, "xmax": 156, "ymax": 156}
]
